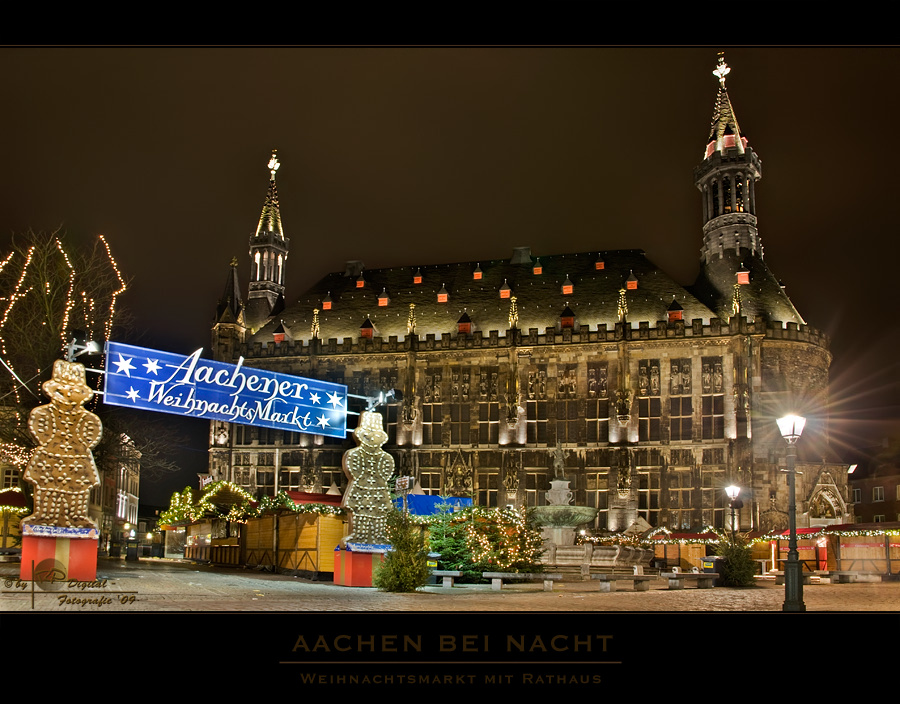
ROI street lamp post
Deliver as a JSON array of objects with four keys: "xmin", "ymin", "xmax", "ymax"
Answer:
[
  {"xmin": 725, "ymin": 485, "xmax": 741, "ymax": 544},
  {"xmin": 777, "ymin": 414, "xmax": 806, "ymax": 613}
]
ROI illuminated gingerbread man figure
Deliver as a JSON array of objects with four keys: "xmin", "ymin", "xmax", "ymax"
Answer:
[
  {"xmin": 341, "ymin": 410, "xmax": 394, "ymax": 545},
  {"xmin": 22, "ymin": 359, "xmax": 102, "ymax": 530}
]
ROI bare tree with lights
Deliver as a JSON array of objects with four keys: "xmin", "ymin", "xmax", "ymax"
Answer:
[{"xmin": 0, "ymin": 228, "xmax": 127, "ymax": 417}]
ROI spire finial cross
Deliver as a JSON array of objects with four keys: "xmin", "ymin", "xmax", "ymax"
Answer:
[
  {"xmin": 268, "ymin": 150, "xmax": 280, "ymax": 180},
  {"xmin": 713, "ymin": 52, "xmax": 731, "ymax": 88}
]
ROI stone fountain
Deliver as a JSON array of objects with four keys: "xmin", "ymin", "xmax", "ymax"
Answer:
[
  {"xmin": 531, "ymin": 445, "xmax": 597, "ymax": 547},
  {"xmin": 531, "ymin": 445, "xmax": 653, "ymax": 571},
  {"xmin": 532, "ymin": 477, "xmax": 598, "ymax": 546}
]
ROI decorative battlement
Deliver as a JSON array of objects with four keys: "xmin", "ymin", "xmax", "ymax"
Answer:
[{"xmin": 231, "ymin": 316, "xmax": 829, "ymax": 361}]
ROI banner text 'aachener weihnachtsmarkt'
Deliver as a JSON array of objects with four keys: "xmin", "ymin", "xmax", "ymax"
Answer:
[{"xmin": 103, "ymin": 342, "xmax": 347, "ymax": 438}]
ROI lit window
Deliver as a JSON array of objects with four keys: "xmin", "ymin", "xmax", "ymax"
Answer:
[
  {"xmin": 437, "ymin": 285, "xmax": 448, "ymax": 303},
  {"xmin": 737, "ymin": 267, "xmax": 750, "ymax": 285},
  {"xmin": 595, "ymin": 255, "xmax": 605, "ymax": 270},
  {"xmin": 413, "ymin": 268, "xmax": 423, "ymax": 284},
  {"xmin": 499, "ymin": 279, "xmax": 511, "ymax": 299},
  {"xmin": 360, "ymin": 319, "xmax": 374, "ymax": 339},
  {"xmin": 322, "ymin": 292, "xmax": 332, "ymax": 311},
  {"xmin": 533, "ymin": 258, "xmax": 542, "ymax": 275},
  {"xmin": 378, "ymin": 288, "xmax": 390, "ymax": 307},
  {"xmin": 457, "ymin": 312, "xmax": 472, "ymax": 335},
  {"xmin": 473, "ymin": 264, "xmax": 483, "ymax": 280},
  {"xmin": 560, "ymin": 305, "xmax": 575, "ymax": 329},
  {"xmin": 561, "ymin": 275, "xmax": 573, "ymax": 296},
  {"xmin": 356, "ymin": 277, "xmax": 365, "ymax": 289}
]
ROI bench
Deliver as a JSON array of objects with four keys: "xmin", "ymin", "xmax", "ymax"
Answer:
[
  {"xmin": 659, "ymin": 566, "xmax": 717, "ymax": 590},
  {"xmin": 815, "ymin": 570, "xmax": 883, "ymax": 584},
  {"xmin": 433, "ymin": 570, "xmax": 463, "ymax": 588},
  {"xmin": 772, "ymin": 571, "xmax": 816, "ymax": 585},
  {"xmin": 482, "ymin": 572, "xmax": 563, "ymax": 591},
  {"xmin": 591, "ymin": 566, "xmax": 657, "ymax": 592}
]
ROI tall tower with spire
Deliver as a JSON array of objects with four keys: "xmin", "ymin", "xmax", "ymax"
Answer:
[
  {"xmin": 692, "ymin": 55, "xmax": 803, "ymax": 326},
  {"xmin": 245, "ymin": 150, "xmax": 289, "ymax": 331}
]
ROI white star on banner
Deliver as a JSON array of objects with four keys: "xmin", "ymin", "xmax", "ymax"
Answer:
[
  {"xmin": 143, "ymin": 358, "xmax": 161, "ymax": 375},
  {"xmin": 126, "ymin": 387, "xmax": 140, "ymax": 402},
  {"xmin": 309, "ymin": 392, "xmax": 321, "ymax": 405},
  {"xmin": 114, "ymin": 354, "xmax": 136, "ymax": 377},
  {"xmin": 326, "ymin": 390, "xmax": 343, "ymax": 409},
  {"xmin": 316, "ymin": 414, "xmax": 330, "ymax": 429}
]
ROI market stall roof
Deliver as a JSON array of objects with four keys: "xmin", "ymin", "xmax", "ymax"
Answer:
[
  {"xmin": 649, "ymin": 532, "xmax": 718, "ymax": 541},
  {"xmin": 824, "ymin": 521, "xmax": 900, "ymax": 533},
  {"xmin": 285, "ymin": 490, "xmax": 342, "ymax": 506},
  {"xmin": 0, "ymin": 487, "xmax": 27, "ymax": 510}
]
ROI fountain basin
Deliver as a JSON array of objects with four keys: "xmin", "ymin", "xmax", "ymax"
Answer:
[{"xmin": 532, "ymin": 505, "xmax": 599, "ymax": 527}]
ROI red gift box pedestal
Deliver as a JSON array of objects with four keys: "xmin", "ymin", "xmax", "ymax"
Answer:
[
  {"xmin": 334, "ymin": 547, "xmax": 385, "ymax": 587},
  {"xmin": 20, "ymin": 535, "xmax": 98, "ymax": 582}
]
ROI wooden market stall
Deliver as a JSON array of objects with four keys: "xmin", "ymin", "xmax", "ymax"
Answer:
[
  {"xmin": 0, "ymin": 487, "xmax": 27, "ymax": 558},
  {"xmin": 765, "ymin": 527, "xmax": 829, "ymax": 573},
  {"xmin": 648, "ymin": 531, "xmax": 719, "ymax": 571},
  {"xmin": 823, "ymin": 522, "xmax": 900, "ymax": 576},
  {"xmin": 242, "ymin": 491, "xmax": 347, "ymax": 580}
]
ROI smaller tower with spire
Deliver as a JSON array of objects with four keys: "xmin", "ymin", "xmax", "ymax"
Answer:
[
  {"xmin": 692, "ymin": 54, "xmax": 803, "ymax": 325},
  {"xmin": 246, "ymin": 150, "xmax": 290, "ymax": 331},
  {"xmin": 212, "ymin": 256, "xmax": 246, "ymax": 361},
  {"xmin": 694, "ymin": 53, "xmax": 763, "ymax": 264}
]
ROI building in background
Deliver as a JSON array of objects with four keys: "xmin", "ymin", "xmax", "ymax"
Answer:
[
  {"xmin": 90, "ymin": 433, "xmax": 141, "ymax": 554},
  {"xmin": 207, "ymin": 57, "xmax": 852, "ymax": 535},
  {"xmin": 849, "ymin": 442, "xmax": 900, "ymax": 524}
]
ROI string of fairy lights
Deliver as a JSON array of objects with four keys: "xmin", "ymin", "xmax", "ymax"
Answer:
[{"xmin": 158, "ymin": 484, "xmax": 346, "ymax": 526}]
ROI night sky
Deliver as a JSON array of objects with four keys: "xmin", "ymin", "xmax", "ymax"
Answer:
[{"xmin": 2, "ymin": 46, "xmax": 897, "ymax": 505}]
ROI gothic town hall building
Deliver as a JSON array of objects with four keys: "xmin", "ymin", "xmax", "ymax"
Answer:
[{"xmin": 207, "ymin": 58, "xmax": 851, "ymax": 535}]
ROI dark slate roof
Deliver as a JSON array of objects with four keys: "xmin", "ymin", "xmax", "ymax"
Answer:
[
  {"xmin": 250, "ymin": 248, "xmax": 719, "ymax": 344},
  {"xmin": 691, "ymin": 249, "xmax": 804, "ymax": 325}
]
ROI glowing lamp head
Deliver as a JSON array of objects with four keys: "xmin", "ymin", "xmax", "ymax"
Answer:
[
  {"xmin": 777, "ymin": 414, "xmax": 806, "ymax": 444},
  {"xmin": 725, "ymin": 485, "xmax": 741, "ymax": 501}
]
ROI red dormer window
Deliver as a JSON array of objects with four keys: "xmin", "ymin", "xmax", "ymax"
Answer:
[
  {"xmin": 560, "ymin": 306, "xmax": 575, "ymax": 329},
  {"xmin": 378, "ymin": 288, "xmax": 390, "ymax": 307},
  {"xmin": 561, "ymin": 275, "xmax": 573, "ymax": 296},
  {"xmin": 473, "ymin": 264, "xmax": 483, "ymax": 280},
  {"xmin": 499, "ymin": 279, "xmax": 511, "ymax": 299},
  {"xmin": 737, "ymin": 268, "xmax": 750, "ymax": 285},
  {"xmin": 533, "ymin": 258, "xmax": 542, "ymax": 275},
  {"xmin": 626, "ymin": 271, "xmax": 638, "ymax": 290},
  {"xmin": 360, "ymin": 319, "xmax": 374, "ymax": 339},
  {"xmin": 437, "ymin": 285, "xmax": 449, "ymax": 303},
  {"xmin": 413, "ymin": 268, "xmax": 423, "ymax": 285},
  {"xmin": 457, "ymin": 312, "xmax": 472, "ymax": 335},
  {"xmin": 595, "ymin": 255, "xmax": 605, "ymax": 271},
  {"xmin": 667, "ymin": 297, "xmax": 683, "ymax": 323},
  {"xmin": 356, "ymin": 277, "xmax": 365, "ymax": 289},
  {"xmin": 273, "ymin": 332, "xmax": 286, "ymax": 344},
  {"xmin": 322, "ymin": 292, "xmax": 333, "ymax": 311}
]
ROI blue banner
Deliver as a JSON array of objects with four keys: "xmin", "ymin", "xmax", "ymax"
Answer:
[{"xmin": 103, "ymin": 342, "xmax": 347, "ymax": 438}]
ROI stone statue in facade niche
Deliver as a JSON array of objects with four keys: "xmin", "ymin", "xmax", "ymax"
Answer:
[
  {"xmin": 341, "ymin": 410, "xmax": 394, "ymax": 545},
  {"xmin": 22, "ymin": 360, "xmax": 103, "ymax": 531},
  {"xmin": 551, "ymin": 443, "xmax": 567, "ymax": 479}
]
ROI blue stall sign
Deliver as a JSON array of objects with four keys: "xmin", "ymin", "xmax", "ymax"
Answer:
[{"xmin": 103, "ymin": 342, "xmax": 347, "ymax": 438}]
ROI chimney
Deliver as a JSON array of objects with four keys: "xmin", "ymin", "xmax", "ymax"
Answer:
[{"xmin": 510, "ymin": 246, "xmax": 532, "ymax": 265}]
